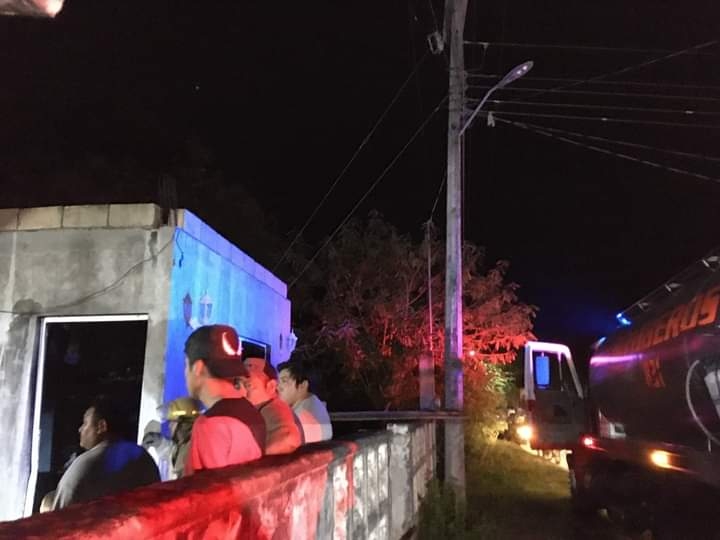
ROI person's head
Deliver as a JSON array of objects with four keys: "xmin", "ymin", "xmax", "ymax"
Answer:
[
  {"xmin": 183, "ymin": 325, "xmax": 249, "ymax": 401},
  {"xmin": 242, "ymin": 357, "xmax": 278, "ymax": 406},
  {"xmin": 78, "ymin": 396, "xmax": 124, "ymax": 450},
  {"xmin": 277, "ymin": 360, "xmax": 311, "ymax": 407}
]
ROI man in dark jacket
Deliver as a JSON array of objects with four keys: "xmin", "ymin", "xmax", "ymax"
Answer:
[{"xmin": 183, "ymin": 324, "xmax": 266, "ymax": 474}]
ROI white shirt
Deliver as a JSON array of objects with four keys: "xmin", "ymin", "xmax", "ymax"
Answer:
[{"xmin": 292, "ymin": 394, "xmax": 333, "ymax": 443}]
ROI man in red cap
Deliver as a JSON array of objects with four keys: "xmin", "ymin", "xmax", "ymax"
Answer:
[{"xmin": 183, "ymin": 324, "xmax": 266, "ymax": 474}]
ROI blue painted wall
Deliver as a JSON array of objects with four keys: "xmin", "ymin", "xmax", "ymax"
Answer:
[{"xmin": 163, "ymin": 227, "xmax": 291, "ymax": 404}]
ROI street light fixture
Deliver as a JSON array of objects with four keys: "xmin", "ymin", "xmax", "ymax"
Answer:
[{"xmin": 459, "ymin": 60, "xmax": 533, "ymax": 136}]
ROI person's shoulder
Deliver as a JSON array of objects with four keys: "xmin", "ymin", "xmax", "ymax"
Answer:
[
  {"xmin": 264, "ymin": 397, "xmax": 295, "ymax": 418},
  {"xmin": 307, "ymin": 394, "xmax": 330, "ymax": 411},
  {"xmin": 103, "ymin": 440, "xmax": 159, "ymax": 470},
  {"xmin": 71, "ymin": 443, "xmax": 106, "ymax": 470}
]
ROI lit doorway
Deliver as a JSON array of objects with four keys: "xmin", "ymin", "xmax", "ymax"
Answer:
[{"xmin": 25, "ymin": 315, "xmax": 149, "ymax": 515}]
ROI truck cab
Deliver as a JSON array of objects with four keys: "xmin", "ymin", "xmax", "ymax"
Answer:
[{"xmin": 522, "ymin": 341, "xmax": 587, "ymax": 450}]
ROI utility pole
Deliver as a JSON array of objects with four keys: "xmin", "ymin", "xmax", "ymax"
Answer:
[{"xmin": 443, "ymin": 0, "xmax": 468, "ymax": 500}]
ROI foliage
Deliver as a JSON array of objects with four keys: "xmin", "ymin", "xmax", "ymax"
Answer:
[
  {"xmin": 417, "ymin": 479, "xmax": 467, "ymax": 540},
  {"xmin": 305, "ymin": 212, "xmax": 535, "ymax": 410}
]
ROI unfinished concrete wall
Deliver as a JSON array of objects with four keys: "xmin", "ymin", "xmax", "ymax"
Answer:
[
  {"xmin": 162, "ymin": 209, "xmax": 291, "ymax": 404},
  {"xmin": 0, "ymin": 204, "xmax": 174, "ymax": 521},
  {"xmin": 0, "ymin": 422, "xmax": 437, "ymax": 539},
  {"xmin": 0, "ymin": 204, "xmax": 293, "ymax": 520}
]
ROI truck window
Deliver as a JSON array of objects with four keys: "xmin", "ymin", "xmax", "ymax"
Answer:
[
  {"xmin": 534, "ymin": 352, "xmax": 561, "ymax": 390},
  {"xmin": 535, "ymin": 354, "xmax": 550, "ymax": 387},
  {"xmin": 560, "ymin": 354, "xmax": 576, "ymax": 395}
]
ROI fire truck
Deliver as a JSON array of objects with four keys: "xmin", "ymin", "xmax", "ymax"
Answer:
[{"xmin": 524, "ymin": 249, "xmax": 720, "ymax": 533}]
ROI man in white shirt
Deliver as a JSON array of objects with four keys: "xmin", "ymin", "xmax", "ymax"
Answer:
[
  {"xmin": 277, "ymin": 360, "xmax": 332, "ymax": 443},
  {"xmin": 52, "ymin": 397, "xmax": 160, "ymax": 510}
]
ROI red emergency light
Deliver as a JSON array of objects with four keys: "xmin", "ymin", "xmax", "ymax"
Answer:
[{"xmin": 581, "ymin": 435, "xmax": 596, "ymax": 449}]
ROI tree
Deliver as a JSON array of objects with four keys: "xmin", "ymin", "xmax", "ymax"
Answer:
[{"xmin": 304, "ymin": 212, "xmax": 535, "ymax": 410}]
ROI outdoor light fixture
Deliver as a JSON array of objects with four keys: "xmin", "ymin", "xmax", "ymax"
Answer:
[
  {"xmin": 0, "ymin": 0, "xmax": 63, "ymax": 17},
  {"xmin": 287, "ymin": 329, "xmax": 298, "ymax": 353},
  {"xmin": 460, "ymin": 60, "xmax": 534, "ymax": 136},
  {"xmin": 616, "ymin": 313, "xmax": 632, "ymax": 327},
  {"xmin": 199, "ymin": 292, "xmax": 213, "ymax": 325}
]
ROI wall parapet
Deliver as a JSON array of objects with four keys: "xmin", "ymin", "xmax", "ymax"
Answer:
[{"xmin": 0, "ymin": 422, "xmax": 436, "ymax": 540}]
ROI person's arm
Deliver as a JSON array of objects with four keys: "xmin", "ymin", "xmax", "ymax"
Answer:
[
  {"xmin": 52, "ymin": 457, "xmax": 89, "ymax": 510},
  {"xmin": 262, "ymin": 405, "xmax": 302, "ymax": 455}
]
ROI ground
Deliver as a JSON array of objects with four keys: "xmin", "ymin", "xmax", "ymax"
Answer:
[{"xmin": 465, "ymin": 439, "xmax": 620, "ymax": 540}]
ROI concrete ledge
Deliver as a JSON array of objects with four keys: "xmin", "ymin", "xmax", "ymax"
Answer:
[
  {"xmin": 0, "ymin": 426, "xmax": 436, "ymax": 540},
  {"xmin": 0, "ymin": 208, "xmax": 19, "ymax": 231},
  {"xmin": 62, "ymin": 205, "xmax": 110, "ymax": 228},
  {"xmin": 108, "ymin": 204, "xmax": 161, "ymax": 228},
  {"xmin": 17, "ymin": 206, "xmax": 63, "ymax": 231},
  {"xmin": 176, "ymin": 209, "xmax": 288, "ymax": 297}
]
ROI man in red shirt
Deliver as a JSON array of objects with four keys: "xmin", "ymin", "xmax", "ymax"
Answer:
[{"xmin": 183, "ymin": 325, "xmax": 266, "ymax": 474}]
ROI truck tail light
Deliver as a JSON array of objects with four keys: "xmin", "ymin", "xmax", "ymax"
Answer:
[
  {"xmin": 581, "ymin": 435, "xmax": 596, "ymax": 448},
  {"xmin": 649, "ymin": 450, "xmax": 673, "ymax": 469}
]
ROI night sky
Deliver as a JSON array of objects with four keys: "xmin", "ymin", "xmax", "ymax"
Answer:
[{"xmin": 2, "ymin": 1, "xmax": 719, "ymax": 354}]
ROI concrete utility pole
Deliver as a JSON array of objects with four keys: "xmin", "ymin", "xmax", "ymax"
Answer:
[{"xmin": 443, "ymin": 0, "xmax": 468, "ymax": 500}]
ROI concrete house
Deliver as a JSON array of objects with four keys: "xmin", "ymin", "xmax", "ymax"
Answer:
[{"xmin": 0, "ymin": 203, "xmax": 292, "ymax": 521}]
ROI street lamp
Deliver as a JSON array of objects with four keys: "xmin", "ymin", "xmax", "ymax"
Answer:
[
  {"xmin": 0, "ymin": 0, "xmax": 64, "ymax": 17},
  {"xmin": 459, "ymin": 60, "xmax": 533, "ymax": 136}
]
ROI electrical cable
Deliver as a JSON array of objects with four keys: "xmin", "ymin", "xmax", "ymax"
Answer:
[
  {"xmin": 467, "ymin": 73, "xmax": 720, "ymax": 93},
  {"xmin": 464, "ymin": 41, "xmax": 720, "ymax": 56},
  {"xmin": 520, "ymin": 39, "xmax": 720, "ymax": 101},
  {"xmin": 499, "ymin": 121, "xmax": 720, "ymax": 163},
  {"xmin": 287, "ymin": 96, "xmax": 447, "ymax": 290},
  {"xmin": 485, "ymin": 99, "xmax": 720, "ymax": 117},
  {"xmin": 0, "ymin": 233, "xmax": 176, "ymax": 315},
  {"xmin": 495, "ymin": 116, "xmax": 720, "ymax": 185},
  {"xmin": 272, "ymin": 51, "xmax": 429, "ymax": 272},
  {"xmin": 467, "ymin": 85, "xmax": 720, "ymax": 103},
  {"xmin": 489, "ymin": 110, "xmax": 720, "ymax": 129}
]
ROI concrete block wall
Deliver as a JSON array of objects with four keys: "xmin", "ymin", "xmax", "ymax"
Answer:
[
  {"xmin": 175, "ymin": 209, "xmax": 286, "ymax": 297},
  {"xmin": 0, "ymin": 423, "xmax": 437, "ymax": 540},
  {"xmin": 0, "ymin": 204, "xmax": 162, "ymax": 232}
]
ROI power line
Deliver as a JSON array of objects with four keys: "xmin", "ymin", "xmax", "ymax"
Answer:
[
  {"xmin": 483, "ymin": 99, "xmax": 720, "ymax": 117},
  {"xmin": 495, "ymin": 116, "xmax": 720, "ymax": 186},
  {"xmin": 521, "ymin": 39, "xmax": 720, "ymax": 101},
  {"xmin": 467, "ymin": 73, "xmax": 720, "ymax": 93},
  {"xmin": 504, "ymin": 121, "xmax": 720, "ymax": 163},
  {"xmin": 272, "ymin": 51, "xmax": 429, "ymax": 272},
  {"xmin": 464, "ymin": 40, "xmax": 719, "ymax": 56},
  {"xmin": 484, "ymin": 110, "xmax": 720, "ymax": 129},
  {"xmin": 288, "ymin": 96, "xmax": 447, "ymax": 290},
  {"xmin": 468, "ymin": 85, "xmax": 720, "ymax": 103},
  {"xmin": 428, "ymin": 173, "xmax": 447, "ymax": 221}
]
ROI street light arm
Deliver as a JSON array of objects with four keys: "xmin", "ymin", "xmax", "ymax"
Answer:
[
  {"xmin": 459, "ymin": 86, "xmax": 497, "ymax": 137},
  {"xmin": 459, "ymin": 60, "xmax": 533, "ymax": 137}
]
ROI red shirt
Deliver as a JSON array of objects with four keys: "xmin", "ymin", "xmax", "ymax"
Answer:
[{"xmin": 185, "ymin": 398, "xmax": 265, "ymax": 475}]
